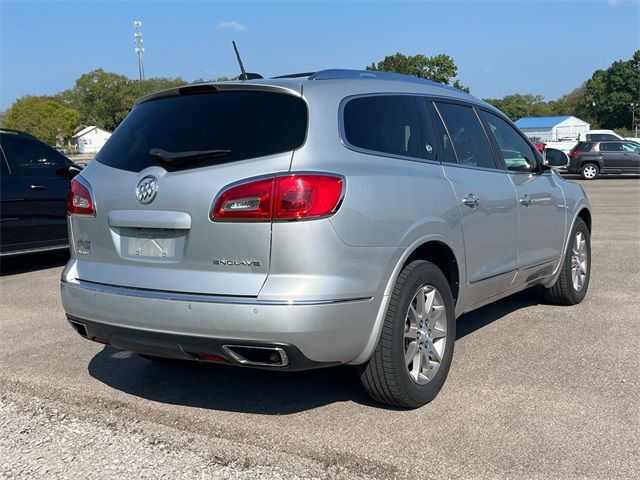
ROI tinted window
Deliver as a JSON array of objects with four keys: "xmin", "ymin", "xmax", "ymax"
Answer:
[
  {"xmin": 2, "ymin": 136, "xmax": 68, "ymax": 177},
  {"xmin": 434, "ymin": 103, "xmax": 496, "ymax": 169},
  {"xmin": 96, "ymin": 90, "xmax": 308, "ymax": 172},
  {"xmin": 481, "ymin": 111, "xmax": 536, "ymax": 172},
  {"xmin": 0, "ymin": 147, "xmax": 9, "ymax": 175},
  {"xmin": 576, "ymin": 142, "xmax": 594, "ymax": 152},
  {"xmin": 344, "ymin": 95, "xmax": 423, "ymax": 159},
  {"xmin": 599, "ymin": 142, "xmax": 622, "ymax": 152},
  {"xmin": 429, "ymin": 103, "xmax": 457, "ymax": 164},
  {"xmin": 587, "ymin": 134, "xmax": 619, "ymax": 141}
]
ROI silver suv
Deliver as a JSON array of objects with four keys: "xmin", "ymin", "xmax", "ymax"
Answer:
[{"xmin": 61, "ymin": 70, "xmax": 591, "ymax": 408}]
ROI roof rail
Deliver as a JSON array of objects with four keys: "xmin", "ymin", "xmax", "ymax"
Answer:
[
  {"xmin": 308, "ymin": 69, "xmax": 461, "ymax": 92},
  {"xmin": 272, "ymin": 72, "xmax": 316, "ymax": 79}
]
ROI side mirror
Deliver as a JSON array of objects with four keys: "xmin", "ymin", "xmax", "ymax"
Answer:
[{"xmin": 543, "ymin": 148, "xmax": 569, "ymax": 168}]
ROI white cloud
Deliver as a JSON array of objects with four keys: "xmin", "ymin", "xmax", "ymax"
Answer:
[{"xmin": 218, "ymin": 21, "xmax": 247, "ymax": 32}]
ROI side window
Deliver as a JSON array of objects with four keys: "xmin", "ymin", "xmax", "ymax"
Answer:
[
  {"xmin": 2, "ymin": 136, "xmax": 68, "ymax": 177},
  {"xmin": 622, "ymin": 142, "xmax": 640, "ymax": 152},
  {"xmin": 587, "ymin": 134, "xmax": 619, "ymax": 142},
  {"xmin": 0, "ymin": 146, "xmax": 10, "ymax": 175},
  {"xmin": 481, "ymin": 111, "xmax": 537, "ymax": 172},
  {"xmin": 433, "ymin": 102, "xmax": 497, "ymax": 169},
  {"xmin": 576, "ymin": 142, "xmax": 594, "ymax": 152},
  {"xmin": 428, "ymin": 102, "xmax": 458, "ymax": 164},
  {"xmin": 343, "ymin": 95, "xmax": 425, "ymax": 159},
  {"xmin": 599, "ymin": 142, "xmax": 622, "ymax": 152}
]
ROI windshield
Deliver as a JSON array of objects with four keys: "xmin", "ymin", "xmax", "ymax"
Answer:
[{"xmin": 96, "ymin": 90, "xmax": 308, "ymax": 172}]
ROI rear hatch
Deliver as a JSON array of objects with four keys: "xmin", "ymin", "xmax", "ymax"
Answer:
[{"xmin": 70, "ymin": 85, "xmax": 307, "ymax": 296}]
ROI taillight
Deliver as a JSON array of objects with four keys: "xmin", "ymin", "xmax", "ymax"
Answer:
[
  {"xmin": 212, "ymin": 174, "xmax": 343, "ymax": 221},
  {"xmin": 569, "ymin": 149, "xmax": 580, "ymax": 158},
  {"xmin": 213, "ymin": 178, "xmax": 275, "ymax": 220},
  {"xmin": 67, "ymin": 178, "xmax": 95, "ymax": 216}
]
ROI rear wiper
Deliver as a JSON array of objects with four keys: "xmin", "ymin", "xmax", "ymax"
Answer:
[{"xmin": 149, "ymin": 148, "xmax": 232, "ymax": 166}]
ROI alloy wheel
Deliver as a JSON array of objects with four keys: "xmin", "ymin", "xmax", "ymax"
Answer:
[
  {"xmin": 571, "ymin": 231, "xmax": 588, "ymax": 291},
  {"xmin": 404, "ymin": 285, "xmax": 447, "ymax": 385}
]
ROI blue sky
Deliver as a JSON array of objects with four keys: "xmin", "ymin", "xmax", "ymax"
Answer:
[{"xmin": 1, "ymin": 0, "xmax": 638, "ymax": 109}]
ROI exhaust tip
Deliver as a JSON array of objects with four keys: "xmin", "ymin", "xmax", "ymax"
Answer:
[
  {"xmin": 69, "ymin": 320, "xmax": 88, "ymax": 338},
  {"xmin": 222, "ymin": 345, "xmax": 289, "ymax": 367}
]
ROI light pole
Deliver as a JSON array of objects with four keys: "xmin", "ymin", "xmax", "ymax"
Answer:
[
  {"xmin": 631, "ymin": 103, "xmax": 639, "ymax": 138},
  {"xmin": 133, "ymin": 20, "xmax": 145, "ymax": 81}
]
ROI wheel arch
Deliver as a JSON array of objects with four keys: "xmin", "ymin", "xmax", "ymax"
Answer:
[
  {"xmin": 404, "ymin": 241, "xmax": 460, "ymax": 307},
  {"xmin": 349, "ymin": 235, "xmax": 464, "ymax": 365},
  {"xmin": 540, "ymin": 203, "xmax": 592, "ymax": 288},
  {"xmin": 577, "ymin": 207, "xmax": 592, "ymax": 233}
]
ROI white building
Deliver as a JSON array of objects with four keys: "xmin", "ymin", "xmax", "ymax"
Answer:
[
  {"xmin": 514, "ymin": 116, "xmax": 590, "ymax": 142},
  {"xmin": 72, "ymin": 126, "xmax": 112, "ymax": 154}
]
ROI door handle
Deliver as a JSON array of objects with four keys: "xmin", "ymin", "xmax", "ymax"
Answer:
[
  {"xmin": 520, "ymin": 194, "xmax": 534, "ymax": 207},
  {"xmin": 30, "ymin": 184, "xmax": 47, "ymax": 190},
  {"xmin": 462, "ymin": 194, "xmax": 479, "ymax": 208}
]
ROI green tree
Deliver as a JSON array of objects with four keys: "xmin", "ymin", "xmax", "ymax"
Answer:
[
  {"xmin": 483, "ymin": 94, "xmax": 550, "ymax": 121},
  {"xmin": 2, "ymin": 95, "xmax": 79, "ymax": 145},
  {"xmin": 125, "ymin": 77, "xmax": 187, "ymax": 103},
  {"xmin": 546, "ymin": 84, "xmax": 590, "ymax": 120},
  {"xmin": 71, "ymin": 69, "xmax": 132, "ymax": 131},
  {"xmin": 67, "ymin": 70, "xmax": 188, "ymax": 131},
  {"xmin": 367, "ymin": 52, "xmax": 469, "ymax": 92},
  {"xmin": 581, "ymin": 50, "xmax": 640, "ymax": 129}
]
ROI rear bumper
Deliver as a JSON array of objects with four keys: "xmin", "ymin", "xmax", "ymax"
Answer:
[{"xmin": 60, "ymin": 278, "xmax": 379, "ymax": 367}]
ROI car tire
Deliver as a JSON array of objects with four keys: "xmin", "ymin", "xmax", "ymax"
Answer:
[
  {"xmin": 359, "ymin": 260, "xmax": 455, "ymax": 408},
  {"xmin": 544, "ymin": 218, "xmax": 590, "ymax": 305},
  {"xmin": 580, "ymin": 163, "xmax": 599, "ymax": 180}
]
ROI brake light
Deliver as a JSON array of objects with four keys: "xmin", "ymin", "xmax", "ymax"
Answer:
[
  {"xmin": 212, "ymin": 174, "xmax": 343, "ymax": 221},
  {"xmin": 67, "ymin": 178, "xmax": 95, "ymax": 216},
  {"xmin": 569, "ymin": 149, "xmax": 580, "ymax": 158}
]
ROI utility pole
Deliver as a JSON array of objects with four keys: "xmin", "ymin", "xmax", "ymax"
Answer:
[{"xmin": 133, "ymin": 20, "xmax": 145, "ymax": 81}]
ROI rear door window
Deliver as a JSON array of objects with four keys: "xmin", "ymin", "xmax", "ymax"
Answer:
[
  {"xmin": 343, "ymin": 95, "xmax": 429, "ymax": 160},
  {"xmin": 599, "ymin": 142, "xmax": 623, "ymax": 152},
  {"xmin": 2, "ymin": 136, "xmax": 68, "ymax": 177},
  {"xmin": 434, "ymin": 102, "xmax": 497, "ymax": 169},
  {"xmin": 96, "ymin": 90, "xmax": 308, "ymax": 172}
]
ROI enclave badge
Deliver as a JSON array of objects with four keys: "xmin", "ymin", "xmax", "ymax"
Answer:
[
  {"xmin": 213, "ymin": 259, "xmax": 262, "ymax": 267},
  {"xmin": 136, "ymin": 176, "xmax": 158, "ymax": 204}
]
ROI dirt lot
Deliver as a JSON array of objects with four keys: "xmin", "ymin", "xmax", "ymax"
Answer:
[{"xmin": 1, "ymin": 177, "xmax": 639, "ymax": 479}]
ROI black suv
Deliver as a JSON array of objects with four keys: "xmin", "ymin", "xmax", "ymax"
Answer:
[
  {"xmin": 1, "ymin": 129, "xmax": 82, "ymax": 256},
  {"xmin": 568, "ymin": 140, "xmax": 640, "ymax": 179}
]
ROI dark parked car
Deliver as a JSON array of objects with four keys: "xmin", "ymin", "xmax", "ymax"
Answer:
[
  {"xmin": 1, "ymin": 129, "xmax": 82, "ymax": 256},
  {"xmin": 568, "ymin": 140, "xmax": 640, "ymax": 179}
]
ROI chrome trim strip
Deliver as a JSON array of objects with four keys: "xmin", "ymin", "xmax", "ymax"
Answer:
[
  {"xmin": 1, "ymin": 244, "xmax": 69, "ymax": 257},
  {"xmin": 61, "ymin": 278, "xmax": 372, "ymax": 306}
]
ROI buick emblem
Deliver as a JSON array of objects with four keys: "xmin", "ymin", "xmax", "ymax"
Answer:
[{"xmin": 136, "ymin": 176, "xmax": 158, "ymax": 204}]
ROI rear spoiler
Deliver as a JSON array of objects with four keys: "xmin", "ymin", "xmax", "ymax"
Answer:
[{"xmin": 134, "ymin": 81, "xmax": 303, "ymax": 106}]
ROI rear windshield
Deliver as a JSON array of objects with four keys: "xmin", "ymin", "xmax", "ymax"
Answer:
[{"xmin": 96, "ymin": 90, "xmax": 307, "ymax": 172}]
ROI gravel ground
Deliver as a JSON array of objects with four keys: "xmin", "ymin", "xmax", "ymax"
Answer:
[
  {"xmin": 1, "ymin": 176, "xmax": 639, "ymax": 479},
  {"xmin": 0, "ymin": 390, "xmax": 362, "ymax": 480}
]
